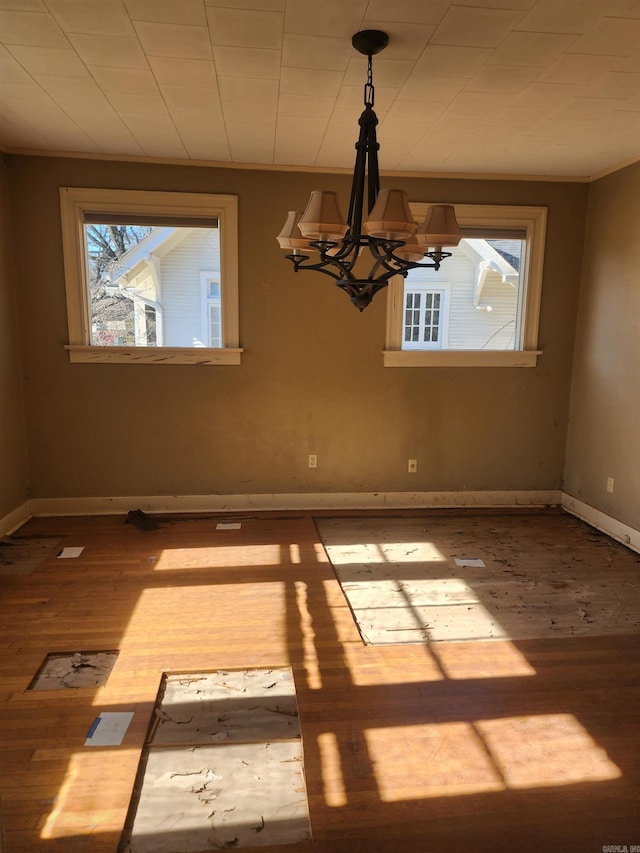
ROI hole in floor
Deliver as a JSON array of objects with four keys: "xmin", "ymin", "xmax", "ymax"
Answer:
[{"xmin": 28, "ymin": 650, "xmax": 119, "ymax": 690}]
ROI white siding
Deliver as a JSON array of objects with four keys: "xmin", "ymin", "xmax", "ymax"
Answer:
[
  {"xmin": 472, "ymin": 273, "xmax": 519, "ymax": 350},
  {"xmin": 159, "ymin": 228, "xmax": 220, "ymax": 347},
  {"xmin": 404, "ymin": 242, "xmax": 519, "ymax": 350}
]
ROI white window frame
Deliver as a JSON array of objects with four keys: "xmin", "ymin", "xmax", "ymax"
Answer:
[
  {"xmin": 402, "ymin": 283, "xmax": 451, "ymax": 350},
  {"xmin": 384, "ymin": 203, "xmax": 546, "ymax": 368},
  {"xmin": 59, "ymin": 187, "xmax": 242, "ymax": 365}
]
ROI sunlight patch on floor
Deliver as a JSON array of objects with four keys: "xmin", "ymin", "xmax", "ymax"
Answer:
[
  {"xmin": 476, "ymin": 714, "xmax": 622, "ymax": 788},
  {"xmin": 318, "ymin": 732, "xmax": 348, "ymax": 807},
  {"xmin": 295, "ymin": 581, "xmax": 322, "ymax": 689},
  {"xmin": 40, "ymin": 749, "xmax": 139, "ymax": 839},
  {"xmin": 435, "ymin": 640, "xmax": 536, "ymax": 679},
  {"xmin": 365, "ymin": 714, "xmax": 621, "ymax": 803},
  {"xmin": 365, "ymin": 722, "xmax": 504, "ymax": 801},
  {"xmin": 154, "ymin": 544, "xmax": 283, "ymax": 570}
]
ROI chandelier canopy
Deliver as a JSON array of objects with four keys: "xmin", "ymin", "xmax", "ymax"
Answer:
[{"xmin": 277, "ymin": 30, "xmax": 463, "ymax": 312}]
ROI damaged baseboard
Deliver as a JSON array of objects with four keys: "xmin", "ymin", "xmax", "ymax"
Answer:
[
  {"xmin": 561, "ymin": 492, "xmax": 640, "ymax": 556},
  {"xmin": 27, "ymin": 490, "xmax": 562, "ymax": 517}
]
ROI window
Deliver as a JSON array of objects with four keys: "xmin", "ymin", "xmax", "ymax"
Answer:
[
  {"xmin": 402, "ymin": 284, "xmax": 451, "ymax": 349},
  {"xmin": 60, "ymin": 188, "xmax": 241, "ymax": 365},
  {"xmin": 385, "ymin": 203, "xmax": 546, "ymax": 367},
  {"xmin": 201, "ymin": 273, "xmax": 221, "ymax": 348}
]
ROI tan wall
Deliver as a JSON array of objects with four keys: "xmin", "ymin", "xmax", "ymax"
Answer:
[
  {"xmin": 6, "ymin": 154, "xmax": 587, "ymax": 500},
  {"xmin": 564, "ymin": 161, "xmax": 640, "ymax": 529},
  {"xmin": 0, "ymin": 155, "xmax": 29, "ymax": 518}
]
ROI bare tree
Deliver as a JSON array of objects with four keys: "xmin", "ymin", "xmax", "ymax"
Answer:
[{"xmin": 85, "ymin": 224, "xmax": 153, "ymax": 345}]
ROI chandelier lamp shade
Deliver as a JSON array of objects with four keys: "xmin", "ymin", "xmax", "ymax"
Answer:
[{"xmin": 276, "ymin": 30, "xmax": 463, "ymax": 312}]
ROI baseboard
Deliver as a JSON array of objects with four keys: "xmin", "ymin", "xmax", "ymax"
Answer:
[
  {"xmin": 8, "ymin": 492, "xmax": 638, "ymax": 558},
  {"xmin": 561, "ymin": 492, "xmax": 640, "ymax": 555},
  {"xmin": 0, "ymin": 499, "xmax": 33, "ymax": 536},
  {"xmin": 29, "ymin": 489, "xmax": 562, "ymax": 517}
]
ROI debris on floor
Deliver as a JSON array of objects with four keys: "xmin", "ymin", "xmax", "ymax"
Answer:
[
  {"xmin": 126, "ymin": 509, "xmax": 159, "ymax": 531},
  {"xmin": 0, "ymin": 537, "xmax": 61, "ymax": 575},
  {"xmin": 151, "ymin": 668, "xmax": 300, "ymax": 745},
  {"xmin": 316, "ymin": 515, "xmax": 640, "ymax": 645},
  {"xmin": 126, "ymin": 743, "xmax": 309, "ymax": 852},
  {"xmin": 29, "ymin": 651, "xmax": 118, "ymax": 690}
]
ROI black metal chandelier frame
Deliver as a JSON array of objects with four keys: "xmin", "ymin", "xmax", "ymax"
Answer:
[{"xmin": 283, "ymin": 30, "xmax": 453, "ymax": 312}]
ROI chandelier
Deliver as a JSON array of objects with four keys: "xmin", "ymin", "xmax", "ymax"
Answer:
[{"xmin": 277, "ymin": 30, "xmax": 463, "ymax": 312}]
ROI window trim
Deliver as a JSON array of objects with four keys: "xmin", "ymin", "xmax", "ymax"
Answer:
[
  {"xmin": 384, "ymin": 203, "xmax": 546, "ymax": 368},
  {"xmin": 60, "ymin": 187, "xmax": 242, "ymax": 365}
]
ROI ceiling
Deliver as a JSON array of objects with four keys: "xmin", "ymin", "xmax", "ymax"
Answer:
[{"xmin": 1, "ymin": 0, "xmax": 639, "ymax": 180}]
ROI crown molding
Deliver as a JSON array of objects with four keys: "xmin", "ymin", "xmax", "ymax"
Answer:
[{"xmin": 2, "ymin": 145, "xmax": 594, "ymax": 183}]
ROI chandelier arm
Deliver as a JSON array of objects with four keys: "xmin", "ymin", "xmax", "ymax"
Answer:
[
  {"xmin": 364, "ymin": 255, "xmax": 401, "ymax": 281},
  {"xmin": 316, "ymin": 239, "xmax": 358, "ymax": 266},
  {"xmin": 284, "ymin": 254, "xmax": 348, "ymax": 282},
  {"xmin": 312, "ymin": 239, "xmax": 361, "ymax": 278},
  {"xmin": 285, "ymin": 239, "xmax": 371, "ymax": 281},
  {"xmin": 366, "ymin": 239, "xmax": 410, "ymax": 277},
  {"xmin": 387, "ymin": 248, "xmax": 454, "ymax": 273}
]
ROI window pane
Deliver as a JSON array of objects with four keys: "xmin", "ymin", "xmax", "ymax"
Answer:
[
  {"xmin": 85, "ymin": 224, "xmax": 220, "ymax": 348},
  {"xmin": 209, "ymin": 304, "xmax": 222, "ymax": 348},
  {"xmin": 401, "ymin": 236, "xmax": 523, "ymax": 352},
  {"xmin": 403, "ymin": 291, "xmax": 423, "ymax": 344}
]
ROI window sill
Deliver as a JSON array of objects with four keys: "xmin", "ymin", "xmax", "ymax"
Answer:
[
  {"xmin": 65, "ymin": 346, "xmax": 243, "ymax": 365},
  {"xmin": 383, "ymin": 350, "xmax": 541, "ymax": 368}
]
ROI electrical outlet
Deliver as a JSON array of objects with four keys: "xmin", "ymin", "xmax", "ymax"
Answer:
[
  {"xmin": 308, "ymin": 454, "xmax": 317, "ymax": 468},
  {"xmin": 606, "ymin": 477, "xmax": 614, "ymax": 493},
  {"xmin": 408, "ymin": 459, "xmax": 417, "ymax": 473}
]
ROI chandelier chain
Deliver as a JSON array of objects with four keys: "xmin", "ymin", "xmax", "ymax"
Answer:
[{"xmin": 364, "ymin": 54, "xmax": 374, "ymax": 108}]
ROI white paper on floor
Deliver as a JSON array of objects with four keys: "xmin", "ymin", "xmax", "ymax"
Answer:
[
  {"xmin": 85, "ymin": 711, "xmax": 134, "ymax": 746},
  {"xmin": 57, "ymin": 546, "xmax": 84, "ymax": 558}
]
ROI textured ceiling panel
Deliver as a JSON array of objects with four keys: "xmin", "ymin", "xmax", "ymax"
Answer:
[{"xmin": 0, "ymin": 0, "xmax": 638, "ymax": 178}]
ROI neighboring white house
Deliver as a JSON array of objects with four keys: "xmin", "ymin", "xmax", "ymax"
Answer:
[
  {"xmin": 95, "ymin": 227, "xmax": 518, "ymax": 352},
  {"xmin": 402, "ymin": 238, "xmax": 522, "ymax": 351},
  {"xmin": 100, "ymin": 226, "xmax": 221, "ymax": 348}
]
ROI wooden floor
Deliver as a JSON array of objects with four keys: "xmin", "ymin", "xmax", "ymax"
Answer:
[{"xmin": 1, "ymin": 509, "xmax": 639, "ymax": 852}]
